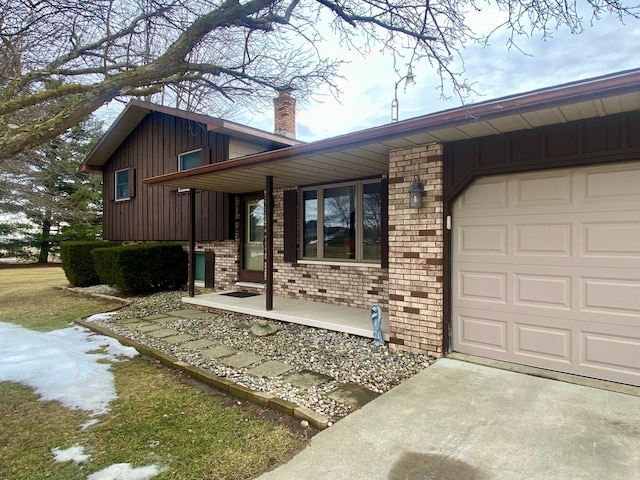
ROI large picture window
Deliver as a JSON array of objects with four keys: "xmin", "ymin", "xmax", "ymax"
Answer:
[{"xmin": 302, "ymin": 180, "xmax": 382, "ymax": 263}]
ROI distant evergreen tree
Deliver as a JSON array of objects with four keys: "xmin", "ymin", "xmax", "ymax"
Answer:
[{"xmin": 0, "ymin": 119, "xmax": 104, "ymax": 262}]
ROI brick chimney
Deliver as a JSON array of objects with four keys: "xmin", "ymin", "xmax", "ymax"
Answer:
[{"xmin": 273, "ymin": 91, "xmax": 296, "ymax": 139}]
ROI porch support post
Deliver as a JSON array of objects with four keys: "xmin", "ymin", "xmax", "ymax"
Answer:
[
  {"xmin": 188, "ymin": 187, "xmax": 196, "ymax": 298},
  {"xmin": 265, "ymin": 176, "xmax": 274, "ymax": 311}
]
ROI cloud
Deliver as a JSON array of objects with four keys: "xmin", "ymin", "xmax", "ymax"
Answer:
[{"xmin": 248, "ymin": 14, "xmax": 640, "ymax": 141}]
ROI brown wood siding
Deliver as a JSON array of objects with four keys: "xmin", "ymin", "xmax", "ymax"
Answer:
[
  {"xmin": 443, "ymin": 110, "xmax": 640, "ymax": 203},
  {"xmin": 103, "ymin": 111, "xmax": 231, "ymax": 241}
]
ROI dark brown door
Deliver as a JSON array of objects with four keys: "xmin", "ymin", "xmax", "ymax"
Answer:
[{"xmin": 239, "ymin": 195, "xmax": 264, "ymax": 283}]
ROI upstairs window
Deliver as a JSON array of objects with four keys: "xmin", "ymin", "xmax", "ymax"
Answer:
[
  {"xmin": 177, "ymin": 149, "xmax": 202, "ymax": 192},
  {"xmin": 301, "ymin": 180, "xmax": 382, "ymax": 263},
  {"xmin": 115, "ymin": 168, "xmax": 132, "ymax": 201}
]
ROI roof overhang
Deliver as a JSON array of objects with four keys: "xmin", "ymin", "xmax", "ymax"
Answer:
[
  {"xmin": 80, "ymin": 99, "xmax": 301, "ymax": 172},
  {"xmin": 144, "ymin": 68, "xmax": 640, "ymax": 193}
]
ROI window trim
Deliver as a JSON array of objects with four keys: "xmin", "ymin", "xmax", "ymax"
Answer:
[
  {"xmin": 177, "ymin": 148, "xmax": 202, "ymax": 192},
  {"xmin": 300, "ymin": 179, "xmax": 382, "ymax": 263},
  {"xmin": 114, "ymin": 168, "xmax": 131, "ymax": 201}
]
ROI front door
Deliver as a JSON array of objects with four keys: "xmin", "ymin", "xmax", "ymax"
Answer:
[{"xmin": 239, "ymin": 196, "xmax": 264, "ymax": 283}]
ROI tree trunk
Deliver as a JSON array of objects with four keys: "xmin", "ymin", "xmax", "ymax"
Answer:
[{"xmin": 38, "ymin": 218, "xmax": 51, "ymax": 264}]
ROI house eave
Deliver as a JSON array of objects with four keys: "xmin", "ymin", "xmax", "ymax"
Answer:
[
  {"xmin": 143, "ymin": 68, "xmax": 640, "ymax": 193},
  {"xmin": 79, "ymin": 99, "xmax": 303, "ymax": 172}
]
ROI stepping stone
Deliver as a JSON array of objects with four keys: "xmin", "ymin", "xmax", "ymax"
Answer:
[
  {"xmin": 121, "ymin": 322, "xmax": 147, "ymax": 329},
  {"xmin": 200, "ymin": 345, "xmax": 238, "ymax": 359},
  {"xmin": 118, "ymin": 318, "xmax": 144, "ymax": 324},
  {"xmin": 220, "ymin": 351, "xmax": 264, "ymax": 368},
  {"xmin": 283, "ymin": 370, "xmax": 334, "ymax": 388},
  {"xmin": 169, "ymin": 309, "xmax": 213, "ymax": 319},
  {"xmin": 142, "ymin": 314, "xmax": 173, "ymax": 320},
  {"xmin": 135, "ymin": 324, "xmax": 163, "ymax": 333},
  {"xmin": 163, "ymin": 334, "xmax": 195, "ymax": 345},
  {"xmin": 147, "ymin": 328, "xmax": 179, "ymax": 339},
  {"xmin": 247, "ymin": 360, "xmax": 293, "ymax": 378},
  {"xmin": 181, "ymin": 339, "xmax": 215, "ymax": 350},
  {"xmin": 327, "ymin": 383, "xmax": 380, "ymax": 408},
  {"xmin": 148, "ymin": 316, "xmax": 176, "ymax": 324}
]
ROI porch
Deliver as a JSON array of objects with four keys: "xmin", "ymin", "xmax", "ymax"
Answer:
[{"xmin": 183, "ymin": 291, "xmax": 390, "ymax": 341}]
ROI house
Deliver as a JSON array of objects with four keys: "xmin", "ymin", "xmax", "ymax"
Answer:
[{"xmin": 82, "ymin": 70, "xmax": 640, "ymax": 388}]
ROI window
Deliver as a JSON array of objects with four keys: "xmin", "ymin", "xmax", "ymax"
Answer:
[
  {"xmin": 301, "ymin": 180, "xmax": 382, "ymax": 263},
  {"xmin": 177, "ymin": 149, "xmax": 202, "ymax": 192},
  {"xmin": 115, "ymin": 168, "xmax": 131, "ymax": 201}
]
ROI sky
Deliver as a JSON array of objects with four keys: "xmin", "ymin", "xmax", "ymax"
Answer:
[
  {"xmin": 94, "ymin": 6, "xmax": 640, "ymax": 144},
  {"xmin": 233, "ymin": 9, "xmax": 640, "ymax": 142}
]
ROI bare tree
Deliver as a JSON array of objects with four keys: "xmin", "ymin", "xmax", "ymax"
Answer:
[{"xmin": 0, "ymin": 0, "xmax": 637, "ymax": 165}]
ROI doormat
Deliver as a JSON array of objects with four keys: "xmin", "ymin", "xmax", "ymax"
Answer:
[{"xmin": 220, "ymin": 291, "xmax": 260, "ymax": 298}]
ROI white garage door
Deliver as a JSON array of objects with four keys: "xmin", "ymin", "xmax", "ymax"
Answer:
[{"xmin": 452, "ymin": 161, "xmax": 640, "ymax": 386}]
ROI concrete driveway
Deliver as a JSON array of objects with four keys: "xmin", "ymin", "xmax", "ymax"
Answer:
[{"xmin": 258, "ymin": 359, "xmax": 640, "ymax": 479}]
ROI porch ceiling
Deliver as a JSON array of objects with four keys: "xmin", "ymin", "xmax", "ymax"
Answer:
[{"xmin": 144, "ymin": 69, "xmax": 640, "ymax": 194}]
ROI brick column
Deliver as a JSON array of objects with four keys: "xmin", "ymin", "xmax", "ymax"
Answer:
[{"xmin": 387, "ymin": 143, "xmax": 444, "ymax": 357}]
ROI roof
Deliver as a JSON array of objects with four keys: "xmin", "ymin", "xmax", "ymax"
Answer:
[
  {"xmin": 144, "ymin": 68, "xmax": 640, "ymax": 193},
  {"xmin": 80, "ymin": 99, "xmax": 303, "ymax": 171}
]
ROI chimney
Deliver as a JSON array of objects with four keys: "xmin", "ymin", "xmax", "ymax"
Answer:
[{"xmin": 274, "ymin": 91, "xmax": 296, "ymax": 139}]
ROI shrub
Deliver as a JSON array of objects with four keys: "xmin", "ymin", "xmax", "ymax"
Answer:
[
  {"xmin": 60, "ymin": 241, "xmax": 121, "ymax": 287},
  {"xmin": 92, "ymin": 243, "xmax": 187, "ymax": 294},
  {"xmin": 91, "ymin": 247, "xmax": 118, "ymax": 286}
]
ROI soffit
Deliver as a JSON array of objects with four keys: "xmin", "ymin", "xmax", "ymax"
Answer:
[{"xmin": 144, "ymin": 71, "xmax": 640, "ymax": 193}]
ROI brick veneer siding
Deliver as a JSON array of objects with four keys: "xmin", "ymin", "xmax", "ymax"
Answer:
[
  {"xmin": 272, "ymin": 188, "xmax": 389, "ymax": 311},
  {"xmin": 388, "ymin": 144, "xmax": 444, "ymax": 357},
  {"xmin": 192, "ymin": 240, "xmax": 238, "ymax": 289},
  {"xmin": 194, "ymin": 189, "xmax": 388, "ymax": 308}
]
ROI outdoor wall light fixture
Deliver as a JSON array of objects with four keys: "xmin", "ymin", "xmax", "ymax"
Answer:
[
  {"xmin": 391, "ymin": 67, "xmax": 415, "ymax": 123},
  {"xmin": 409, "ymin": 175, "xmax": 423, "ymax": 209}
]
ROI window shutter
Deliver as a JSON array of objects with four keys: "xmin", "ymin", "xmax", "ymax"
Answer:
[
  {"xmin": 283, "ymin": 189, "xmax": 298, "ymax": 263},
  {"xmin": 128, "ymin": 167, "xmax": 136, "ymax": 198},
  {"xmin": 381, "ymin": 178, "xmax": 389, "ymax": 268}
]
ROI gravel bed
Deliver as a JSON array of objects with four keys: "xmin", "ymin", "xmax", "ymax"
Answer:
[{"xmin": 83, "ymin": 288, "xmax": 435, "ymax": 422}]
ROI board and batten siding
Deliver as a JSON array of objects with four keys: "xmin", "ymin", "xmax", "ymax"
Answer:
[
  {"xmin": 102, "ymin": 111, "xmax": 233, "ymax": 242},
  {"xmin": 443, "ymin": 110, "xmax": 640, "ymax": 203}
]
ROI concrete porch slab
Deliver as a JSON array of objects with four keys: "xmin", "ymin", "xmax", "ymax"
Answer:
[{"xmin": 183, "ymin": 292, "xmax": 389, "ymax": 341}]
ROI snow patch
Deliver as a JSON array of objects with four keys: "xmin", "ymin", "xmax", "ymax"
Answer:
[
  {"xmin": 85, "ymin": 312, "xmax": 118, "ymax": 322},
  {"xmin": 81, "ymin": 418, "xmax": 101, "ymax": 430},
  {"xmin": 86, "ymin": 463, "xmax": 165, "ymax": 480},
  {"xmin": 52, "ymin": 445, "xmax": 91, "ymax": 464},
  {"xmin": 0, "ymin": 322, "xmax": 138, "ymax": 414}
]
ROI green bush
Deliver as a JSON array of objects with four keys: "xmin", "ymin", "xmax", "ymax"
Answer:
[
  {"xmin": 92, "ymin": 243, "xmax": 187, "ymax": 294},
  {"xmin": 91, "ymin": 247, "xmax": 118, "ymax": 286},
  {"xmin": 60, "ymin": 241, "xmax": 121, "ymax": 287}
]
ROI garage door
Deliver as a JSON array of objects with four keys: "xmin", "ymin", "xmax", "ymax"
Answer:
[{"xmin": 452, "ymin": 161, "xmax": 640, "ymax": 386}]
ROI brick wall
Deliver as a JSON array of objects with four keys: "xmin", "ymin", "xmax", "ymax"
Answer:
[
  {"xmin": 387, "ymin": 143, "xmax": 444, "ymax": 357},
  {"xmin": 272, "ymin": 188, "xmax": 388, "ymax": 310},
  {"xmin": 194, "ymin": 240, "xmax": 238, "ymax": 289},
  {"xmin": 273, "ymin": 92, "xmax": 296, "ymax": 139}
]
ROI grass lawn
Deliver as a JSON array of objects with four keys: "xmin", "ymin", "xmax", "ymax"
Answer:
[
  {"xmin": 0, "ymin": 264, "xmax": 306, "ymax": 479},
  {"xmin": 0, "ymin": 264, "xmax": 123, "ymax": 331}
]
